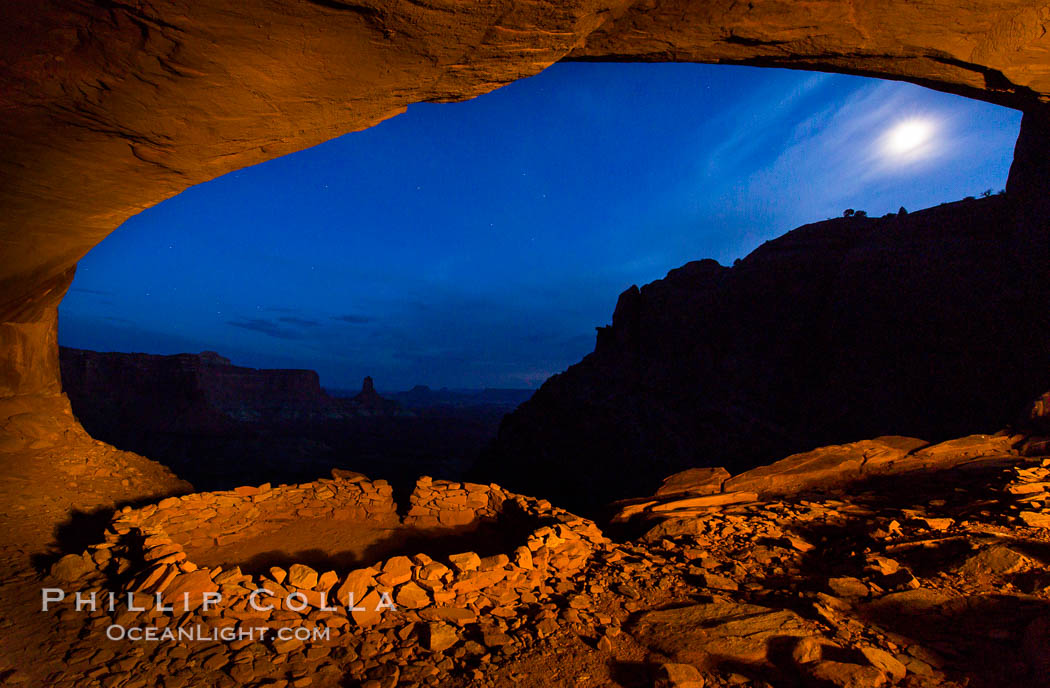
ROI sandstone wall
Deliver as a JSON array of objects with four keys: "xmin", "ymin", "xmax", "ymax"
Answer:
[{"xmin": 0, "ymin": 266, "xmax": 74, "ymax": 398}]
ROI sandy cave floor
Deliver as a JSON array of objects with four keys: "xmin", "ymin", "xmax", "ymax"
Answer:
[
  {"xmin": 0, "ymin": 432, "xmax": 191, "ymax": 682},
  {"xmin": 184, "ymin": 518, "xmax": 540, "ymax": 575}
]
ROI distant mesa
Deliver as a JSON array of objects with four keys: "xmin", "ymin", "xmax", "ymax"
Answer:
[
  {"xmin": 348, "ymin": 376, "xmax": 401, "ymax": 415},
  {"xmin": 198, "ymin": 351, "xmax": 231, "ymax": 366},
  {"xmin": 59, "ymin": 348, "xmax": 407, "ymax": 435}
]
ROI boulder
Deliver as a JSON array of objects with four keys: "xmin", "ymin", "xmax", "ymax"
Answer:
[
  {"xmin": 1019, "ymin": 511, "xmax": 1050, "ymax": 528},
  {"xmin": 859, "ymin": 647, "xmax": 908, "ymax": 682},
  {"xmin": 827, "ymin": 577, "xmax": 869, "ymax": 599},
  {"xmin": 655, "ymin": 468, "xmax": 730, "ymax": 497},
  {"xmin": 394, "ymin": 582, "xmax": 430, "ymax": 609},
  {"xmin": 1023, "ymin": 390, "xmax": 1050, "ymax": 434},
  {"xmin": 632, "ymin": 601, "xmax": 813, "ymax": 669},
  {"xmin": 807, "ymin": 660, "xmax": 887, "ymax": 688},
  {"xmin": 909, "ymin": 434, "xmax": 1020, "ymax": 466},
  {"xmin": 654, "ymin": 663, "xmax": 705, "ymax": 688},
  {"xmin": 331, "ymin": 468, "xmax": 368, "ymax": 482},
  {"xmin": 791, "ymin": 637, "xmax": 824, "ymax": 665},
  {"xmin": 287, "ymin": 564, "xmax": 319, "ymax": 590},
  {"xmin": 862, "ymin": 588, "xmax": 950, "ymax": 627},
  {"xmin": 50, "ymin": 554, "xmax": 95, "ymax": 583},
  {"xmin": 724, "ymin": 438, "xmax": 923, "ymax": 496},
  {"xmin": 163, "ymin": 570, "xmax": 218, "ymax": 610},
  {"xmin": 957, "ymin": 545, "xmax": 1031, "ymax": 577},
  {"xmin": 425, "ymin": 622, "xmax": 459, "ymax": 653},
  {"xmin": 650, "ymin": 492, "xmax": 758, "ymax": 512},
  {"xmin": 448, "ymin": 552, "xmax": 481, "ymax": 573},
  {"xmin": 336, "ymin": 567, "xmax": 378, "ymax": 606}
]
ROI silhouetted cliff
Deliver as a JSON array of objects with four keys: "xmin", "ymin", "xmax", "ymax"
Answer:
[
  {"xmin": 58, "ymin": 350, "xmax": 520, "ymax": 492},
  {"xmin": 57, "ymin": 350, "xmax": 431, "ymax": 489},
  {"xmin": 59, "ymin": 349, "xmax": 364, "ymax": 431},
  {"xmin": 479, "ymin": 194, "xmax": 1050, "ymax": 514}
]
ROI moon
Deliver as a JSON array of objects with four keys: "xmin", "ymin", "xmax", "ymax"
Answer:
[{"xmin": 882, "ymin": 118, "xmax": 937, "ymax": 162}]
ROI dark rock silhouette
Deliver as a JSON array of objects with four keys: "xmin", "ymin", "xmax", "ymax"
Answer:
[
  {"xmin": 349, "ymin": 376, "xmax": 401, "ymax": 415},
  {"xmin": 59, "ymin": 348, "xmax": 362, "ymax": 431},
  {"xmin": 56, "ymin": 350, "xmax": 431, "ymax": 489},
  {"xmin": 479, "ymin": 194, "xmax": 1050, "ymax": 515},
  {"xmin": 1024, "ymin": 391, "xmax": 1050, "ymax": 435},
  {"xmin": 57, "ymin": 350, "xmax": 525, "ymax": 494}
]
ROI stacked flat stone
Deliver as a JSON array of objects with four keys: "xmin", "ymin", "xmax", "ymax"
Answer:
[
  {"xmin": 403, "ymin": 477, "xmax": 504, "ymax": 528},
  {"xmin": 1006, "ymin": 458, "xmax": 1050, "ymax": 528},
  {"xmin": 43, "ymin": 475, "xmax": 610, "ymax": 687}
]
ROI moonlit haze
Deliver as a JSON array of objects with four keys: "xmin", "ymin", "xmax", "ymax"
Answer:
[{"xmin": 882, "ymin": 118, "xmax": 939, "ymax": 162}]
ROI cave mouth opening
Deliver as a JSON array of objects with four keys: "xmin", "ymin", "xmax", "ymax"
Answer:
[{"xmin": 54, "ymin": 62, "xmax": 1026, "ymax": 506}]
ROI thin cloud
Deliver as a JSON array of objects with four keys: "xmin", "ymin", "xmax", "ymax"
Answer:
[
  {"xmin": 334, "ymin": 314, "xmax": 375, "ymax": 324},
  {"xmin": 732, "ymin": 80, "xmax": 983, "ymax": 221},
  {"xmin": 226, "ymin": 318, "xmax": 306, "ymax": 340},
  {"xmin": 702, "ymin": 72, "xmax": 840, "ymax": 177},
  {"xmin": 278, "ymin": 316, "xmax": 320, "ymax": 327}
]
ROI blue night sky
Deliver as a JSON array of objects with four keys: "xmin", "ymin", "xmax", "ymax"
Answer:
[{"xmin": 59, "ymin": 62, "xmax": 1022, "ymax": 391}]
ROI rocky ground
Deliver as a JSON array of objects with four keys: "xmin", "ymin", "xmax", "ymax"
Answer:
[
  {"xmin": 0, "ymin": 401, "xmax": 1048, "ymax": 687},
  {"xmin": 0, "ymin": 396, "xmax": 191, "ymax": 684},
  {"xmin": 468, "ymin": 439, "xmax": 1050, "ymax": 688}
]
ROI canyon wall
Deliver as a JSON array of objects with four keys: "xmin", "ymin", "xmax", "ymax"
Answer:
[
  {"xmin": 59, "ymin": 348, "xmax": 356, "ymax": 431},
  {"xmin": 1, "ymin": 1, "xmax": 1049, "ymax": 402},
  {"xmin": 480, "ymin": 193, "xmax": 1050, "ymax": 513},
  {"xmin": 58, "ymin": 348, "xmax": 522, "ymax": 493}
]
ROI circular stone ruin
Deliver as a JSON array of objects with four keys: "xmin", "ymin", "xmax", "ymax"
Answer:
[
  {"xmin": 110, "ymin": 475, "xmax": 595, "ymax": 576},
  {"xmin": 48, "ymin": 474, "xmax": 609, "ymax": 685}
]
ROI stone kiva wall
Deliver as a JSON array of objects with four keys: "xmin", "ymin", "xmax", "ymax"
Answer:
[
  {"xmin": 44, "ymin": 474, "xmax": 609, "ymax": 686},
  {"xmin": 119, "ymin": 476, "xmax": 401, "ymax": 554}
]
